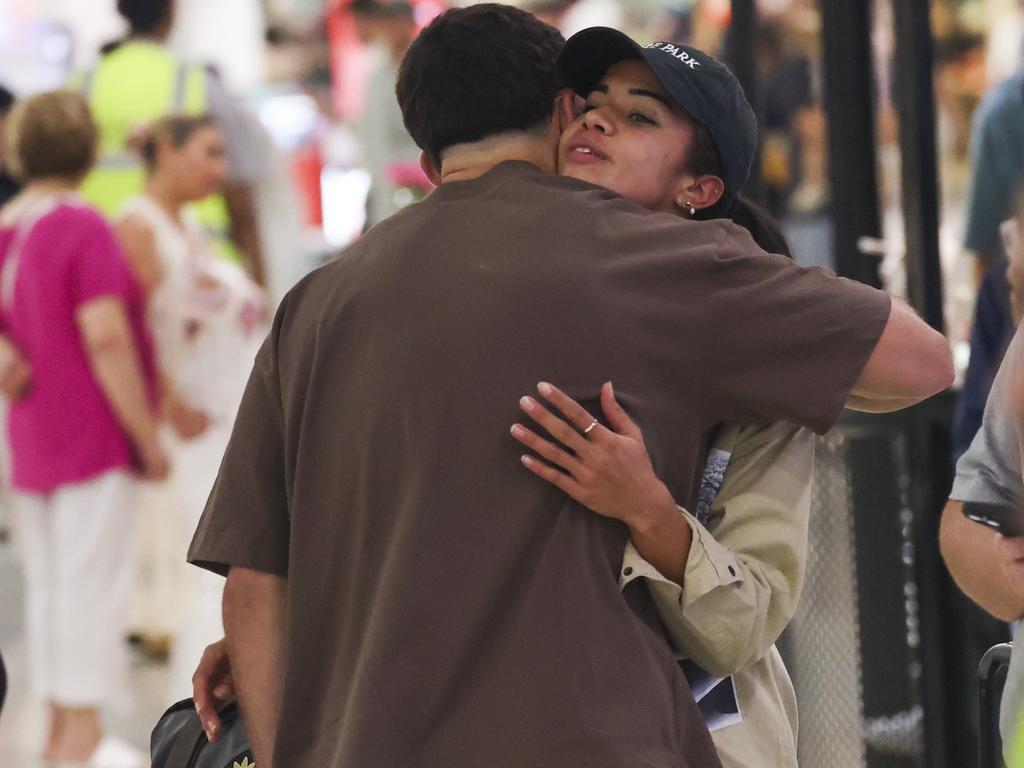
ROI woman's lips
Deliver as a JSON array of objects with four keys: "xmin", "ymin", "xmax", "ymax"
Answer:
[{"xmin": 567, "ymin": 143, "xmax": 608, "ymax": 164}]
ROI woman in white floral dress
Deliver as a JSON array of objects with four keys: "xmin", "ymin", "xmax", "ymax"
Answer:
[{"xmin": 116, "ymin": 114, "xmax": 268, "ymax": 698}]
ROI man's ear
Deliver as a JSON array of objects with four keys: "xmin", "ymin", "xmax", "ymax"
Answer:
[
  {"xmin": 419, "ymin": 151, "xmax": 442, "ymax": 187},
  {"xmin": 675, "ymin": 174, "xmax": 726, "ymax": 214},
  {"xmin": 554, "ymin": 89, "xmax": 577, "ymax": 134}
]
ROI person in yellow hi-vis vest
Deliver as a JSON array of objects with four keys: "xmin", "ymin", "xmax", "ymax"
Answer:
[
  {"xmin": 73, "ymin": 0, "xmax": 266, "ymax": 286},
  {"xmin": 1011, "ymin": 712, "xmax": 1024, "ymax": 767}
]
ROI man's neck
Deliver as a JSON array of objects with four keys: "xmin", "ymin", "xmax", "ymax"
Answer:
[{"xmin": 440, "ymin": 134, "xmax": 556, "ymax": 184}]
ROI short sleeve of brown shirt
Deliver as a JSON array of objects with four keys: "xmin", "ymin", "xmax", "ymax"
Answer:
[
  {"xmin": 188, "ymin": 319, "xmax": 290, "ymax": 577},
  {"xmin": 698, "ymin": 221, "xmax": 891, "ymax": 434}
]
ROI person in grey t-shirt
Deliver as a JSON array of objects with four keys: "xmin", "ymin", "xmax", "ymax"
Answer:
[{"xmin": 942, "ymin": 323, "xmax": 1024, "ymax": 759}]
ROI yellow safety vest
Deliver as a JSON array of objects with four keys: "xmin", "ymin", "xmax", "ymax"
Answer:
[
  {"xmin": 72, "ymin": 41, "xmax": 238, "ymax": 261},
  {"xmin": 1010, "ymin": 706, "xmax": 1024, "ymax": 766}
]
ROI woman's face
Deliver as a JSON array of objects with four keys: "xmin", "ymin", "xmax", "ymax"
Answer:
[
  {"xmin": 559, "ymin": 59, "xmax": 699, "ymax": 214},
  {"xmin": 162, "ymin": 125, "xmax": 228, "ymax": 202}
]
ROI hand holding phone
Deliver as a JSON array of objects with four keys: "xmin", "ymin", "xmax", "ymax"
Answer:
[{"xmin": 963, "ymin": 500, "xmax": 1024, "ymax": 538}]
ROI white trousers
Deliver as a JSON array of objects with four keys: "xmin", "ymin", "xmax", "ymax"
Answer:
[
  {"xmin": 165, "ymin": 424, "xmax": 231, "ymax": 702},
  {"xmin": 14, "ymin": 470, "xmax": 135, "ymax": 707}
]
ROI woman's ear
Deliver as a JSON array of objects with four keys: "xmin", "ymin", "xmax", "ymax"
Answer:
[
  {"xmin": 675, "ymin": 175, "xmax": 726, "ymax": 215},
  {"xmin": 419, "ymin": 151, "xmax": 442, "ymax": 187}
]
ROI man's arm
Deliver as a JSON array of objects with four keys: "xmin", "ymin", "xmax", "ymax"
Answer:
[
  {"xmin": 940, "ymin": 500, "xmax": 1024, "ymax": 621},
  {"xmin": 223, "ymin": 566, "xmax": 287, "ymax": 768},
  {"xmin": 77, "ymin": 297, "xmax": 168, "ymax": 481},
  {"xmin": 847, "ymin": 297, "xmax": 954, "ymax": 411}
]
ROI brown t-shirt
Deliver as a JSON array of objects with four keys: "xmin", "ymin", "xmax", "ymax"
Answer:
[{"xmin": 189, "ymin": 161, "xmax": 890, "ymax": 768}]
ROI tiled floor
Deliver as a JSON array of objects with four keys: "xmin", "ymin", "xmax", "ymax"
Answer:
[{"xmin": 0, "ymin": 538, "xmax": 172, "ymax": 768}]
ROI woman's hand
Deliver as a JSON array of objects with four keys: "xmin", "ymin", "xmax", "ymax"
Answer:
[
  {"xmin": 164, "ymin": 390, "xmax": 211, "ymax": 441},
  {"xmin": 511, "ymin": 381, "xmax": 677, "ymax": 530},
  {"xmin": 0, "ymin": 335, "xmax": 31, "ymax": 401},
  {"xmin": 137, "ymin": 436, "xmax": 171, "ymax": 482}
]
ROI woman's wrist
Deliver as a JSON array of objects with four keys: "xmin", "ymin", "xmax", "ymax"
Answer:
[{"xmin": 625, "ymin": 480, "xmax": 679, "ymax": 536}]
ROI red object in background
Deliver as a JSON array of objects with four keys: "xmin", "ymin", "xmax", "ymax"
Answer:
[
  {"xmin": 292, "ymin": 141, "xmax": 324, "ymax": 228},
  {"xmin": 326, "ymin": 1, "xmax": 371, "ymax": 121}
]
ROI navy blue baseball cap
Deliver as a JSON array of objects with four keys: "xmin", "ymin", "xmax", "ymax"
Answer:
[{"xmin": 557, "ymin": 27, "xmax": 758, "ymax": 207}]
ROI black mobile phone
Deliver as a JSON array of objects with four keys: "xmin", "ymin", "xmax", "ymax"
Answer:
[{"xmin": 963, "ymin": 500, "xmax": 1024, "ymax": 538}]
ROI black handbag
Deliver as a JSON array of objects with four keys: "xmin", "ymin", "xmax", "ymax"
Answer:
[{"xmin": 151, "ymin": 698, "xmax": 255, "ymax": 768}]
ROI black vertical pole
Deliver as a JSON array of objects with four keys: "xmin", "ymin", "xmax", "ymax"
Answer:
[
  {"xmin": 729, "ymin": 0, "xmax": 762, "ymax": 200},
  {"xmin": 892, "ymin": 0, "xmax": 945, "ymax": 332},
  {"xmin": 820, "ymin": 0, "xmax": 883, "ymax": 287},
  {"xmin": 891, "ymin": 4, "xmax": 962, "ymax": 767}
]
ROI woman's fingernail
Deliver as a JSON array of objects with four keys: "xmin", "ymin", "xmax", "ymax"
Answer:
[
  {"xmin": 520, "ymin": 396, "xmax": 535, "ymax": 410},
  {"xmin": 521, "ymin": 455, "xmax": 534, "ymax": 466},
  {"xmin": 206, "ymin": 719, "xmax": 219, "ymax": 735},
  {"xmin": 538, "ymin": 382, "xmax": 553, "ymax": 395},
  {"xmin": 511, "ymin": 424, "xmax": 525, "ymax": 437}
]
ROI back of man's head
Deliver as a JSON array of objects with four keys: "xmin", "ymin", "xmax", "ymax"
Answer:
[
  {"xmin": 396, "ymin": 4, "xmax": 565, "ymax": 169},
  {"xmin": 117, "ymin": 0, "xmax": 175, "ymax": 36}
]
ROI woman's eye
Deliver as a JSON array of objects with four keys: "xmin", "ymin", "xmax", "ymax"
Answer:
[{"xmin": 629, "ymin": 113, "xmax": 655, "ymax": 125}]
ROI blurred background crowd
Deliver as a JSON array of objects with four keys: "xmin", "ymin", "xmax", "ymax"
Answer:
[{"xmin": 0, "ymin": 0, "xmax": 1023, "ymax": 767}]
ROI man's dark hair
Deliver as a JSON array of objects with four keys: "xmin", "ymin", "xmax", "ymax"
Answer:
[
  {"xmin": 396, "ymin": 4, "xmax": 565, "ymax": 169},
  {"xmin": 117, "ymin": 0, "xmax": 174, "ymax": 35}
]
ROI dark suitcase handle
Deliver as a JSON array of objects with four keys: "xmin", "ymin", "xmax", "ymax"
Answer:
[{"xmin": 979, "ymin": 642, "xmax": 1013, "ymax": 768}]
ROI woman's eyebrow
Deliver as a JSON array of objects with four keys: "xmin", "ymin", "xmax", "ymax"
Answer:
[{"xmin": 628, "ymin": 88, "xmax": 671, "ymax": 107}]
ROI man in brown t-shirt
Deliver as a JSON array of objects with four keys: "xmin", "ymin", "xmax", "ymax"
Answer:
[{"xmin": 188, "ymin": 6, "xmax": 952, "ymax": 768}]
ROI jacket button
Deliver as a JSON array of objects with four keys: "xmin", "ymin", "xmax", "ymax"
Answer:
[
  {"xmin": 623, "ymin": 567, "xmax": 634, "ymax": 576},
  {"xmin": 728, "ymin": 565, "xmax": 737, "ymax": 577}
]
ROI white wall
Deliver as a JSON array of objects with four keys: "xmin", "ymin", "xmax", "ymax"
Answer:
[{"xmin": 0, "ymin": 0, "xmax": 265, "ymax": 94}]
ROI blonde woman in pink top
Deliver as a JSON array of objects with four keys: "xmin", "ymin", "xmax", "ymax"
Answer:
[{"xmin": 0, "ymin": 90, "xmax": 167, "ymax": 768}]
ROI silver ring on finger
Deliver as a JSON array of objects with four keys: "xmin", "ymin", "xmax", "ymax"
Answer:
[{"xmin": 583, "ymin": 419, "xmax": 599, "ymax": 437}]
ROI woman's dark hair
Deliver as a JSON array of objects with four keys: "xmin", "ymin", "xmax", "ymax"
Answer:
[
  {"xmin": 688, "ymin": 119, "xmax": 729, "ymax": 220},
  {"xmin": 117, "ymin": 0, "xmax": 174, "ymax": 35},
  {"xmin": 140, "ymin": 114, "xmax": 217, "ymax": 173},
  {"xmin": 396, "ymin": 4, "xmax": 565, "ymax": 169},
  {"xmin": 728, "ymin": 196, "xmax": 794, "ymax": 259}
]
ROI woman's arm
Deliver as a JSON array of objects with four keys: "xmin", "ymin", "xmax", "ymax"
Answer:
[
  {"xmin": 0, "ymin": 334, "xmax": 31, "ymax": 400},
  {"xmin": 77, "ymin": 296, "xmax": 168, "ymax": 481},
  {"xmin": 641, "ymin": 422, "xmax": 812, "ymax": 676},
  {"xmin": 116, "ymin": 214, "xmax": 210, "ymax": 440},
  {"xmin": 115, "ymin": 215, "xmax": 163, "ymax": 297},
  {"xmin": 513, "ymin": 383, "xmax": 812, "ymax": 677}
]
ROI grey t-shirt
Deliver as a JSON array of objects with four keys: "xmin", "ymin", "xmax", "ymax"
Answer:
[{"xmin": 951, "ymin": 324, "xmax": 1024, "ymax": 752}]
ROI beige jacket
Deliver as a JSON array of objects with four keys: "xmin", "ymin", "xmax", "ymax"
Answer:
[{"xmin": 622, "ymin": 421, "xmax": 813, "ymax": 768}]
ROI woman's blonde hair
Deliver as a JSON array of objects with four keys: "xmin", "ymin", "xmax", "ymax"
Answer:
[{"xmin": 4, "ymin": 90, "xmax": 98, "ymax": 183}]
